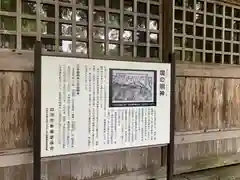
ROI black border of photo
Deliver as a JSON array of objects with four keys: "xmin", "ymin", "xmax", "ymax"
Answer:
[{"xmin": 109, "ymin": 68, "xmax": 157, "ymax": 108}]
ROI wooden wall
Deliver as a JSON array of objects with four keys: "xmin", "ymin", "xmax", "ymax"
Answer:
[
  {"xmin": 1, "ymin": 51, "xmax": 240, "ymax": 179},
  {"xmin": 174, "ymin": 74, "xmax": 240, "ymax": 174}
]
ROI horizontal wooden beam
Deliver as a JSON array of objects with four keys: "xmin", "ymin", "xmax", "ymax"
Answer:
[
  {"xmin": 1, "ymin": 50, "xmax": 240, "ymax": 78},
  {"xmin": 2, "ymin": 149, "xmax": 240, "ymax": 180},
  {"xmin": 215, "ymin": 0, "xmax": 240, "ymax": 6},
  {"xmin": 91, "ymin": 163, "xmax": 240, "ymax": 180},
  {"xmin": 44, "ymin": 162, "xmax": 240, "ymax": 180},
  {"xmin": 0, "ymin": 148, "xmax": 32, "ymax": 167},
  {"xmin": 0, "ymin": 50, "xmax": 33, "ymax": 72},
  {"xmin": 175, "ymin": 128, "xmax": 240, "ymax": 144},
  {"xmin": 176, "ymin": 62, "xmax": 240, "ymax": 78},
  {"xmin": 1, "ymin": 128, "xmax": 240, "ymax": 168},
  {"xmin": 174, "ymin": 152, "xmax": 240, "ymax": 175},
  {"xmin": 175, "ymin": 162, "xmax": 240, "ymax": 180}
]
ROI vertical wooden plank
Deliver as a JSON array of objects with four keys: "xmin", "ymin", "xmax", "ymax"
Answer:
[
  {"xmin": 175, "ymin": 77, "xmax": 186, "ymax": 132},
  {"xmin": 202, "ymin": 78, "xmax": 212, "ymax": 129},
  {"xmin": 223, "ymin": 79, "xmax": 230, "ymax": 128},
  {"xmin": 70, "ymin": 157, "xmax": 83, "ymax": 180},
  {"xmin": 184, "ymin": 78, "xmax": 194, "ymax": 131},
  {"xmin": 147, "ymin": 147, "xmax": 161, "ymax": 171},
  {"xmin": 224, "ymin": 79, "xmax": 240, "ymax": 128},
  {"xmin": 3, "ymin": 167, "xmax": 12, "ymax": 180},
  {"xmin": 26, "ymin": 164, "xmax": 33, "ymax": 180},
  {"xmin": 46, "ymin": 160, "xmax": 61, "ymax": 180},
  {"xmin": 60, "ymin": 159, "xmax": 71, "ymax": 180},
  {"xmin": 2, "ymin": 164, "xmax": 31, "ymax": 180},
  {"xmin": 0, "ymin": 167, "xmax": 5, "ymax": 180},
  {"xmin": 41, "ymin": 162, "xmax": 48, "ymax": 180},
  {"xmin": 211, "ymin": 79, "xmax": 224, "ymax": 129}
]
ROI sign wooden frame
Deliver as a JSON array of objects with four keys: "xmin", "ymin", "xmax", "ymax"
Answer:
[{"xmin": 33, "ymin": 41, "xmax": 176, "ymax": 180}]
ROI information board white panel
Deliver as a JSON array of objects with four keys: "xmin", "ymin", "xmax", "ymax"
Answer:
[{"xmin": 41, "ymin": 56, "xmax": 171, "ymax": 157}]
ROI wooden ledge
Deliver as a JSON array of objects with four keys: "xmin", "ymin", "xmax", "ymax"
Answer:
[
  {"xmin": 1, "ymin": 128, "xmax": 240, "ymax": 167},
  {"xmin": 176, "ymin": 62, "xmax": 240, "ymax": 78},
  {"xmin": 1, "ymin": 148, "xmax": 240, "ymax": 180},
  {"xmin": 175, "ymin": 128, "xmax": 240, "ymax": 144},
  {"xmin": 0, "ymin": 50, "xmax": 33, "ymax": 72},
  {"xmin": 1, "ymin": 50, "xmax": 240, "ymax": 78}
]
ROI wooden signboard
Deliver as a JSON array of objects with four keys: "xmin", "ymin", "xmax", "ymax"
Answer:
[{"xmin": 34, "ymin": 41, "xmax": 176, "ymax": 180}]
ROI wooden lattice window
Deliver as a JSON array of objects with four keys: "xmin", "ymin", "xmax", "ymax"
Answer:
[
  {"xmin": 174, "ymin": 0, "xmax": 240, "ymax": 64},
  {"xmin": 0, "ymin": 0, "xmax": 162, "ymax": 60}
]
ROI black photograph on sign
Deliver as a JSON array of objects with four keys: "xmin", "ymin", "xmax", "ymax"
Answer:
[{"xmin": 109, "ymin": 69, "xmax": 157, "ymax": 107}]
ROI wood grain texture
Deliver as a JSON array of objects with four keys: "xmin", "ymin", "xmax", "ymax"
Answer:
[
  {"xmin": 0, "ymin": 72, "xmax": 162, "ymax": 179},
  {"xmin": 175, "ymin": 138, "xmax": 240, "ymax": 162},
  {"xmin": 172, "ymin": 77, "xmax": 240, "ymax": 172},
  {"xmin": 0, "ymin": 50, "xmax": 33, "ymax": 72},
  {"xmin": 0, "ymin": 72, "xmax": 33, "ymax": 149},
  {"xmin": 5, "ymin": 162, "xmax": 240, "ymax": 180},
  {"xmin": 0, "ymin": 71, "xmax": 162, "ymax": 179},
  {"xmin": 40, "ymin": 148, "xmax": 161, "ymax": 180},
  {"xmin": 2, "ymin": 70, "xmax": 240, "ymax": 179},
  {"xmin": 2, "ymin": 129, "xmax": 240, "ymax": 168},
  {"xmin": 2, "ymin": 73, "xmax": 240, "ymax": 146},
  {"xmin": 0, "ymin": 164, "xmax": 151, "ymax": 180},
  {"xmin": 0, "ymin": 164, "xmax": 33, "ymax": 180},
  {"xmin": 0, "ymin": 151, "xmax": 156, "ymax": 180},
  {"xmin": 175, "ymin": 77, "xmax": 240, "ymax": 131},
  {"xmin": 175, "ymin": 77, "xmax": 240, "ymax": 132},
  {"xmin": 175, "ymin": 77, "xmax": 225, "ymax": 131},
  {"xmin": 223, "ymin": 79, "xmax": 240, "ymax": 128},
  {"xmin": 67, "ymin": 148, "xmax": 160, "ymax": 180}
]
